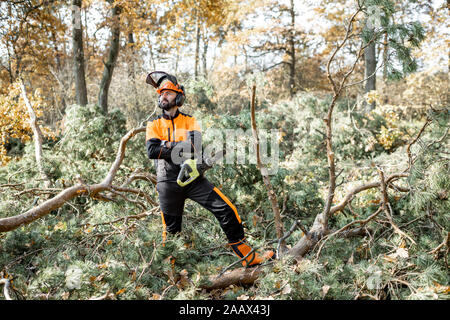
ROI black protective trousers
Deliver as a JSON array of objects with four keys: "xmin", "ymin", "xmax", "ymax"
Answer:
[{"xmin": 156, "ymin": 177, "xmax": 244, "ymax": 243}]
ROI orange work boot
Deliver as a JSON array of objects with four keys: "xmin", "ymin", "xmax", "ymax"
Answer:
[{"xmin": 229, "ymin": 240, "xmax": 275, "ymax": 267}]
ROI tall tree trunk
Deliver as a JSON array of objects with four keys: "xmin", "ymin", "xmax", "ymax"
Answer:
[
  {"xmin": 98, "ymin": 2, "xmax": 121, "ymax": 114},
  {"xmin": 202, "ymin": 25, "xmax": 208, "ymax": 77},
  {"xmin": 51, "ymin": 30, "xmax": 67, "ymax": 113},
  {"xmin": 288, "ymin": 0, "xmax": 296, "ymax": 97},
  {"xmin": 364, "ymin": 41, "xmax": 377, "ymax": 111},
  {"xmin": 194, "ymin": 14, "xmax": 200, "ymax": 79},
  {"xmin": 127, "ymin": 31, "xmax": 139, "ymax": 109},
  {"xmin": 72, "ymin": 0, "xmax": 88, "ymax": 106},
  {"xmin": 382, "ymin": 32, "xmax": 388, "ymax": 80},
  {"xmin": 202, "ymin": 36, "xmax": 208, "ymax": 77}
]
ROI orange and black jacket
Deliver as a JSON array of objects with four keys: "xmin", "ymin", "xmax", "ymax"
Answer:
[{"xmin": 146, "ymin": 109, "xmax": 202, "ymax": 182}]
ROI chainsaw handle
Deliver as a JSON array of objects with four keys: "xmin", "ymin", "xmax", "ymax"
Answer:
[{"xmin": 177, "ymin": 160, "xmax": 199, "ymax": 187}]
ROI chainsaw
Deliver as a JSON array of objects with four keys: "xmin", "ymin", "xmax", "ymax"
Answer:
[{"xmin": 177, "ymin": 149, "xmax": 226, "ymax": 187}]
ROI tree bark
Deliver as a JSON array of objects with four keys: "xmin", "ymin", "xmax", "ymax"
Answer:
[
  {"xmin": 382, "ymin": 32, "xmax": 388, "ymax": 80},
  {"xmin": 202, "ymin": 32, "xmax": 208, "ymax": 77},
  {"xmin": 98, "ymin": 1, "xmax": 121, "ymax": 113},
  {"xmin": 50, "ymin": 31, "xmax": 67, "ymax": 113},
  {"xmin": 127, "ymin": 30, "xmax": 139, "ymax": 109},
  {"xmin": 288, "ymin": 0, "xmax": 296, "ymax": 97},
  {"xmin": 72, "ymin": 0, "xmax": 88, "ymax": 106},
  {"xmin": 19, "ymin": 79, "xmax": 51, "ymax": 189},
  {"xmin": 199, "ymin": 266, "xmax": 264, "ymax": 290},
  {"xmin": 364, "ymin": 41, "xmax": 376, "ymax": 111},
  {"xmin": 194, "ymin": 13, "xmax": 200, "ymax": 79}
]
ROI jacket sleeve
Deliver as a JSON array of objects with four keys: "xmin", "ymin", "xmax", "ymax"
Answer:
[
  {"xmin": 145, "ymin": 120, "xmax": 172, "ymax": 160},
  {"xmin": 146, "ymin": 139, "xmax": 173, "ymax": 160}
]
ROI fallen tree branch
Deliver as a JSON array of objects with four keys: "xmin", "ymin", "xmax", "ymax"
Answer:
[
  {"xmin": 406, "ymin": 118, "xmax": 431, "ymax": 171},
  {"xmin": 377, "ymin": 167, "xmax": 416, "ymax": 245},
  {"xmin": 111, "ymin": 185, "xmax": 157, "ymax": 206},
  {"xmin": 330, "ymin": 173, "xmax": 409, "ymax": 215},
  {"xmin": 276, "ymin": 219, "xmax": 307, "ymax": 258},
  {"xmin": 14, "ymin": 187, "xmax": 63, "ymax": 198},
  {"xmin": 0, "ymin": 126, "xmax": 147, "ymax": 233},
  {"xmin": 88, "ymin": 290, "xmax": 111, "ymax": 300},
  {"xmin": 315, "ymin": 207, "xmax": 383, "ymax": 258},
  {"xmin": 428, "ymin": 231, "xmax": 449, "ymax": 255},
  {"xmin": 120, "ymin": 170, "xmax": 157, "ymax": 187},
  {"xmin": 0, "ymin": 183, "xmax": 25, "ymax": 189},
  {"xmin": 107, "ymin": 188, "xmax": 147, "ymax": 210},
  {"xmin": 199, "ymin": 266, "xmax": 264, "ymax": 290},
  {"xmin": 287, "ymin": 172, "xmax": 409, "ymax": 260}
]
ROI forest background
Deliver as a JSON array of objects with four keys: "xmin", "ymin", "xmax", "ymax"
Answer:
[{"xmin": 0, "ymin": 0, "xmax": 448, "ymax": 300}]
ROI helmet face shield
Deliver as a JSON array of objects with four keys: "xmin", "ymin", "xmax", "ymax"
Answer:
[{"xmin": 146, "ymin": 71, "xmax": 170, "ymax": 88}]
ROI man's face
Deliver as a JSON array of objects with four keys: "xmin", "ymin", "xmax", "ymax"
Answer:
[{"xmin": 159, "ymin": 90, "xmax": 177, "ymax": 110}]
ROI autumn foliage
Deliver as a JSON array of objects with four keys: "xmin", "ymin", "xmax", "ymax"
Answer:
[
  {"xmin": 0, "ymin": 81, "xmax": 55, "ymax": 166},
  {"xmin": 0, "ymin": 0, "xmax": 448, "ymax": 301}
]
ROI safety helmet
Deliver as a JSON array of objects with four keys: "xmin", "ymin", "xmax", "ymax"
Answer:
[
  {"xmin": 146, "ymin": 71, "xmax": 185, "ymax": 107},
  {"xmin": 156, "ymin": 79, "xmax": 184, "ymax": 95}
]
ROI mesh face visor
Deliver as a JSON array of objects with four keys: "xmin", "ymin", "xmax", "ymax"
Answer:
[{"xmin": 146, "ymin": 71, "xmax": 171, "ymax": 88}]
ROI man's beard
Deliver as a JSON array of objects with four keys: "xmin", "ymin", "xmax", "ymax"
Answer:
[{"xmin": 159, "ymin": 98, "xmax": 177, "ymax": 110}]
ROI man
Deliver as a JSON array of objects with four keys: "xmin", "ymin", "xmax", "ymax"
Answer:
[{"xmin": 145, "ymin": 71, "xmax": 274, "ymax": 267}]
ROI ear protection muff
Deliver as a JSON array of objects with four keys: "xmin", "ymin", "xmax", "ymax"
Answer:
[
  {"xmin": 158, "ymin": 85, "xmax": 185, "ymax": 108},
  {"xmin": 175, "ymin": 85, "xmax": 185, "ymax": 107}
]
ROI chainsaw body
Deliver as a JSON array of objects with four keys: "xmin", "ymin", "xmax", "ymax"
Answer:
[{"xmin": 176, "ymin": 150, "xmax": 225, "ymax": 187}]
